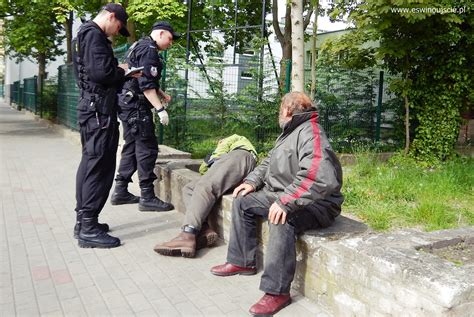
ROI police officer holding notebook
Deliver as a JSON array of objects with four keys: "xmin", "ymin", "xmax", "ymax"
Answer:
[
  {"xmin": 110, "ymin": 21, "xmax": 180, "ymax": 212},
  {"xmin": 72, "ymin": 3, "xmax": 139, "ymax": 248}
]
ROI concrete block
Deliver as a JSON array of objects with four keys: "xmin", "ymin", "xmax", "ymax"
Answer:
[{"xmin": 153, "ymin": 157, "xmax": 474, "ymax": 317}]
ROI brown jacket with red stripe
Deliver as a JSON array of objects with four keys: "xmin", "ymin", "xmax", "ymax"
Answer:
[{"xmin": 244, "ymin": 110, "xmax": 344, "ymax": 218}]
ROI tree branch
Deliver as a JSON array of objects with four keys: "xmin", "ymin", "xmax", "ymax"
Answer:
[
  {"xmin": 284, "ymin": 1, "xmax": 291, "ymax": 39},
  {"xmin": 272, "ymin": 0, "xmax": 284, "ymax": 43},
  {"xmin": 303, "ymin": 8, "xmax": 314, "ymax": 30}
]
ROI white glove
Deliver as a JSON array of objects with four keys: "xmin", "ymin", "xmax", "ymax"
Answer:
[{"xmin": 157, "ymin": 109, "xmax": 169, "ymax": 126}]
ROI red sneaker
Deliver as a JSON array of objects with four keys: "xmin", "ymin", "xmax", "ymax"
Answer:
[
  {"xmin": 210, "ymin": 262, "xmax": 257, "ymax": 276},
  {"xmin": 249, "ymin": 293, "xmax": 291, "ymax": 316}
]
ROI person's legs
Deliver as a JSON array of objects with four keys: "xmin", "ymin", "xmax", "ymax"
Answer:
[
  {"xmin": 154, "ymin": 151, "xmax": 257, "ymax": 257},
  {"xmin": 134, "ymin": 118, "xmax": 173, "ymax": 211},
  {"xmin": 226, "ymin": 190, "xmax": 274, "ymax": 266},
  {"xmin": 76, "ymin": 114, "xmax": 121, "ymax": 248},
  {"xmin": 183, "ymin": 150, "xmax": 256, "ymax": 229},
  {"xmin": 250, "ymin": 202, "xmax": 337, "ymax": 316},
  {"xmin": 115, "ymin": 125, "xmax": 138, "ymax": 183},
  {"xmin": 111, "ymin": 122, "xmax": 139, "ymax": 205}
]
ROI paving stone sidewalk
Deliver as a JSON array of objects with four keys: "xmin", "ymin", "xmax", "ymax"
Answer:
[{"xmin": 0, "ymin": 101, "xmax": 326, "ymax": 317}]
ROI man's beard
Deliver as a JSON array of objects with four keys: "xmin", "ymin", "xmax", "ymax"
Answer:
[{"xmin": 279, "ymin": 115, "xmax": 287, "ymax": 129}]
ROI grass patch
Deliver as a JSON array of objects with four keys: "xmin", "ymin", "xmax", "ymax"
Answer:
[{"xmin": 343, "ymin": 154, "xmax": 474, "ymax": 231}]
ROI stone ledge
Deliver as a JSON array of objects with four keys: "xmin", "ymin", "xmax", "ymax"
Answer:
[{"xmin": 154, "ymin": 158, "xmax": 473, "ymax": 316}]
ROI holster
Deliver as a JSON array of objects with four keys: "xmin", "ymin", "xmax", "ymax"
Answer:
[{"xmin": 80, "ymin": 88, "xmax": 116, "ymax": 115}]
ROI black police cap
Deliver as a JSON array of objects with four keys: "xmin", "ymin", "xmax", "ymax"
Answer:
[
  {"xmin": 152, "ymin": 21, "xmax": 181, "ymax": 40},
  {"xmin": 103, "ymin": 3, "xmax": 130, "ymax": 37}
]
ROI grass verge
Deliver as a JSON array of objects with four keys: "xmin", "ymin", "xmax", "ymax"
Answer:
[{"xmin": 343, "ymin": 153, "xmax": 474, "ymax": 231}]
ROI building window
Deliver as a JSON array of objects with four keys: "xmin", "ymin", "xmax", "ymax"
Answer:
[{"xmin": 241, "ymin": 71, "xmax": 253, "ymax": 80}]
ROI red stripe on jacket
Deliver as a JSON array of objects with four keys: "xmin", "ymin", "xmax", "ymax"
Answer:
[{"xmin": 280, "ymin": 113, "xmax": 322, "ymax": 205}]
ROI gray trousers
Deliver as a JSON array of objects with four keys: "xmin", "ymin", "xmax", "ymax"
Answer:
[
  {"xmin": 182, "ymin": 149, "xmax": 256, "ymax": 230},
  {"xmin": 227, "ymin": 189, "xmax": 338, "ymax": 295}
]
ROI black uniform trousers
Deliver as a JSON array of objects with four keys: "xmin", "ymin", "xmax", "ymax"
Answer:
[
  {"xmin": 116, "ymin": 106, "xmax": 158, "ymax": 189},
  {"xmin": 75, "ymin": 109, "xmax": 119, "ymax": 218}
]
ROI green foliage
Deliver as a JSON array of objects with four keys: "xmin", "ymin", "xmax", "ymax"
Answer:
[
  {"xmin": 126, "ymin": 0, "xmax": 186, "ymax": 37},
  {"xmin": 160, "ymin": 37, "xmax": 280, "ymax": 157},
  {"xmin": 41, "ymin": 77, "xmax": 58, "ymax": 120},
  {"xmin": 344, "ymin": 154, "xmax": 474, "ymax": 231},
  {"xmin": 312, "ymin": 53, "xmax": 404, "ymax": 152},
  {"xmin": 1, "ymin": 0, "xmax": 65, "ymax": 64},
  {"xmin": 324, "ymin": 0, "xmax": 474, "ymax": 163}
]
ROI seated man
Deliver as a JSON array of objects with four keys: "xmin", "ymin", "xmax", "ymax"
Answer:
[
  {"xmin": 210, "ymin": 92, "xmax": 344, "ymax": 316},
  {"xmin": 153, "ymin": 134, "xmax": 257, "ymax": 258}
]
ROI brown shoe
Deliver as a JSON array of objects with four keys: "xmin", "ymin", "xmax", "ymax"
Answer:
[
  {"xmin": 196, "ymin": 223, "xmax": 219, "ymax": 250},
  {"xmin": 153, "ymin": 231, "xmax": 196, "ymax": 258}
]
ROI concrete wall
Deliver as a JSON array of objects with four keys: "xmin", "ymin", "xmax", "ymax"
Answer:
[{"xmin": 154, "ymin": 159, "xmax": 473, "ymax": 317}]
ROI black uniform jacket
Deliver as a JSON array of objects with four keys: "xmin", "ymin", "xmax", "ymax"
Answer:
[
  {"xmin": 77, "ymin": 21, "xmax": 125, "ymax": 89},
  {"xmin": 125, "ymin": 36, "xmax": 163, "ymax": 93}
]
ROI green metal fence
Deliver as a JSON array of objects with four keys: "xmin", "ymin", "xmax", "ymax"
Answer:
[
  {"xmin": 11, "ymin": 81, "xmax": 21, "ymax": 108},
  {"xmin": 53, "ymin": 42, "xmax": 403, "ymax": 156},
  {"xmin": 157, "ymin": 46, "xmax": 402, "ymax": 157},
  {"xmin": 0, "ymin": 84, "xmax": 4, "ymax": 98},
  {"xmin": 57, "ymin": 63, "xmax": 79, "ymax": 130},
  {"xmin": 23, "ymin": 76, "xmax": 37, "ymax": 114}
]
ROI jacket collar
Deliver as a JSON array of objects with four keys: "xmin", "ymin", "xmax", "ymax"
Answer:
[{"xmin": 281, "ymin": 109, "xmax": 318, "ymax": 136}]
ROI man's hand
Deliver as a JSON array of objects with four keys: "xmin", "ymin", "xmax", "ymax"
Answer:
[
  {"xmin": 158, "ymin": 110, "xmax": 169, "ymax": 125},
  {"xmin": 268, "ymin": 202, "xmax": 287, "ymax": 225},
  {"xmin": 232, "ymin": 183, "xmax": 255, "ymax": 197},
  {"xmin": 161, "ymin": 93, "xmax": 172, "ymax": 103},
  {"xmin": 119, "ymin": 64, "xmax": 142, "ymax": 78}
]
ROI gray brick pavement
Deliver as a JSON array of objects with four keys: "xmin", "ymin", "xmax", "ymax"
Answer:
[{"xmin": 0, "ymin": 101, "xmax": 327, "ymax": 316}]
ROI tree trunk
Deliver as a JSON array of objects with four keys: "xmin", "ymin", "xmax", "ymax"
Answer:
[
  {"xmin": 127, "ymin": 21, "xmax": 136, "ymax": 43},
  {"xmin": 291, "ymin": 0, "xmax": 304, "ymax": 92},
  {"xmin": 279, "ymin": 41, "xmax": 292, "ymax": 93},
  {"xmin": 37, "ymin": 53, "xmax": 46, "ymax": 118},
  {"xmin": 310, "ymin": 1, "xmax": 319, "ymax": 99},
  {"xmin": 65, "ymin": 11, "xmax": 73, "ymax": 63}
]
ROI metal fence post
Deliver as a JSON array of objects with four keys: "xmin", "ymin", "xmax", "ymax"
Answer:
[
  {"xmin": 159, "ymin": 50, "xmax": 168, "ymax": 145},
  {"xmin": 375, "ymin": 70, "xmax": 384, "ymax": 142}
]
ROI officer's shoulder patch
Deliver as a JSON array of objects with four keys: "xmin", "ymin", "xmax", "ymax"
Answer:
[{"xmin": 150, "ymin": 66, "xmax": 158, "ymax": 77}]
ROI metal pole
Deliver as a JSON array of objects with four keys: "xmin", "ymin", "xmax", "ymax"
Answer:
[
  {"xmin": 232, "ymin": 0, "xmax": 238, "ymax": 64},
  {"xmin": 285, "ymin": 60, "xmax": 292, "ymax": 94},
  {"xmin": 258, "ymin": 0, "xmax": 266, "ymax": 102},
  {"xmin": 184, "ymin": 0, "xmax": 192, "ymax": 141},
  {"xmin": 191, "ymin": 37, "xmax": 215, "ymax": 94},
  {"xmin": 266, "ymin": 39, "xmax": 280, "ymax": 93},
  {"xmin": 375, "ymin": 71, "xmax": 384, "ymax": 141},
  {"xmin": 159, "ymin": 50, "xmax": 168, "ymax": 145}
]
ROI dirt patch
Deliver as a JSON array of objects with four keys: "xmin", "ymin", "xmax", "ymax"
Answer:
[{"xmin": 422, "ymin": 242, "xmax": 474, "ymax": 266}]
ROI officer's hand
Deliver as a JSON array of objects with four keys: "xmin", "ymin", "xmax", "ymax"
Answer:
[
  {"xmin": 130, "ymin": 71, "xmax": 142, "ymax": 78},
  {"xmin": 158, "ymin": 110, "xmax": 169, "ymax": 126},
  {"xmin": 118, "ymin": 63, "xmax": 128, "ymax": 71},
  {"xmin": 268, "ymin": 202, "xmax": 287, "ymax": 225},
  {"xmin": 162, "ymin": 93, "xmax": 172, "ymax": 103},
  {"xmin": 232, "ymin": 183, "xmax": 255, "ymax": 197}
]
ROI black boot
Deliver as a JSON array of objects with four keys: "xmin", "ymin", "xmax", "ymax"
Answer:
[
  {"xmin": 139, "ymin": 187, "xmax": 174, "ymax": 212},
  {"xmin": 73, "ymin": 210, "xmax": 110, "ymax": 239},
  {"xmin": 78, "ymin": 217, "xmax": 120, "ymax": 248},
  {"xmin": 110, "ymin": 181, "xmax": 140, "ymax": 205}
]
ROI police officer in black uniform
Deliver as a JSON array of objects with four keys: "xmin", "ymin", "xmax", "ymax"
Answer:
[
  {"xmin": 110, "ymin": 22, "xmax": 179, "ymax": 212},
  {"xmin": 73, "ymin": 3, "xmax": 138, "ymax": 248}
]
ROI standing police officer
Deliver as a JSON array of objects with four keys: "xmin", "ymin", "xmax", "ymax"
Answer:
[
  {"xmin": 110, "ymin": 22, "xmax": 179, "ymax": 212},
  {"xmin": 73, "ymin": 3, "xmax": 137, "ymax": 248}
]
